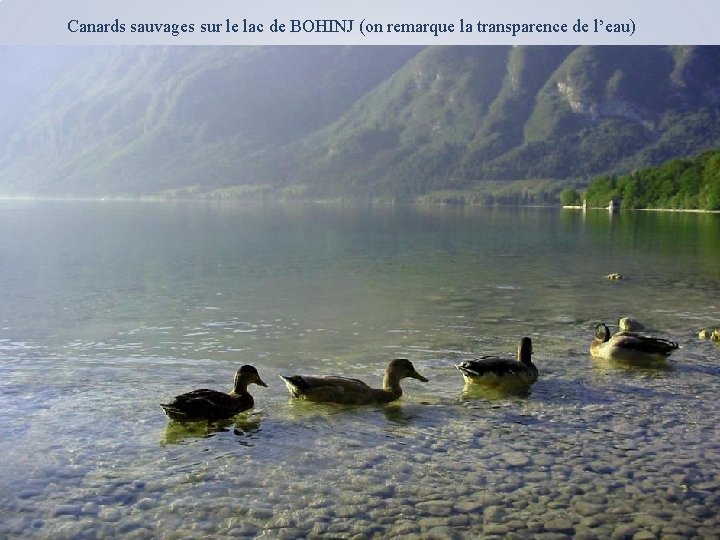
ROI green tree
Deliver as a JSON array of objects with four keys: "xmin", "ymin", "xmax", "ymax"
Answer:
[
  {"xmin": 585, "ymin": 147, "xmax": 720, "ymax": 210},
  {"xmin": 585, "ymin": 175, "xmax": 618, "ymax": 207},
  {"xmin": 618, "ymin": 176, "xmax": 640, "ymax": 208},
  {"xmin": 560, "ymin": 188, "xmax": 582, "ymax": 205}
]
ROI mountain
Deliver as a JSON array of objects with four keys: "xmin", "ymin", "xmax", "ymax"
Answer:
[
  {"xmin": 0, "ymin": 46, "xmax": 421, "ymax": 195},
  {"xmin": 1, "ymin": 45, "xmax": 720, "ymax": 200},
  {"xmin": 0, "ymin": 47, "xmax": 90, "ymax": 155}
]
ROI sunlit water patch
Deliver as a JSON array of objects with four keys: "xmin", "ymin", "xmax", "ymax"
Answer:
[{"xmin": 1, "ymin": 201, "xmax": 719, "ymax": 538}]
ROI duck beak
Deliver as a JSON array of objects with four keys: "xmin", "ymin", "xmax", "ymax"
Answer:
[
  {"xmin": 411, "ymin": 370, "xmax": 429, "ymax": 383},
  {"xmin": 256, "ymin": 377, "xmax": 269, "ymax": 388}
]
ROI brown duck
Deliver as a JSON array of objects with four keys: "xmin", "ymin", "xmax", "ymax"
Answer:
[
  {"xmin": 590, "ymin": 323, "xmax": 678, "ymax": 363},
  {"xmin": 161, "ymin": 365, "xmax": 267, "ymax": 421},
  {"xmin": 456, "ymin": 337, "xmax": 538, "ymax": 392},
  {"xmin": 280, "ymin": 358, "xmax": 428, "ymax": 405}
]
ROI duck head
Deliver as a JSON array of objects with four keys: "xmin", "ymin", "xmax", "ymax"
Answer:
[
  {"xmin": 388, "ymin": 358, "xmax": 428, "ymax": 382},
  {"xmin": 234, "ymin": 365, "xmax": 268, "ymax": 392},
  {"xmin": 619, "ymin": 317, "xmax": 644, "ymax": 332},
  {"xmin": 594, "ymin": 323, "xmax": 611, "ymax": 343},
  {"xmin": 517, "ymin": 337, "xmax": 533, "ymax": 364}
]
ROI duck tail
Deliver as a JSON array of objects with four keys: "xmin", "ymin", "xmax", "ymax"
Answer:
[
  {"xmin": 635, "ymin": 336, "xmax": 679, "ymax": 355},
  {"xmin": 455, "ymin": 363, "xmax": 478, "ymax": 378},
  {"xmin": 661, "ymin": 338, "xmax": 680, "ymax": 353},
  {"xmin": 279, "ymin": 375, "xmax": 307, "ymax": 396},
  {"xmin": 160, "ymin": 403, "xmax": 186, "ymax": 421}
]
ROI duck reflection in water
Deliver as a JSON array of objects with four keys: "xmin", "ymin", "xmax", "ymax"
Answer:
[
  {"xmin": 161, "ymin": 415, "xmax": 263, "ymax": 446},
  {"xmin": 382, "ymin": 402, "xmax": 426, "ymax": 424}
]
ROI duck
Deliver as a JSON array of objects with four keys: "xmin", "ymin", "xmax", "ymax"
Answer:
[
  {"xmin": 160, "ymin": 365, "xmax": 267, "ymax": 422},
  {"xmin": 455, "ymin": 337, "xmax": 538, "ymax": 392},
  {"xmin": 590, "ymin": 323, "xmax": 678, "ymax": 363},
  {"xmin": 279, "ymin": 358, "xmax": 428, "ymax": 405},
  {"xmin": 698, "ymin": 328, "xmax": 713, "ymax": 339},
  {"xmin": 605, "ymin": 273, "xmax": 623, "ymax": 281},
  {"xmin": 698, "ymin": 328, "xmax": 720, "ymax": 342}
]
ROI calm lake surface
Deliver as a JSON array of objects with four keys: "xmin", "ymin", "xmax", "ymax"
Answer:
[{"xmin": 1, "ymin": 200, "xmax": 719, "ymax": 539}]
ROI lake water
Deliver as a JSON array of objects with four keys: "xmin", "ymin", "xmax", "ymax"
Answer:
[{"xmin": 1, "ymin": 200, "xmax": 719, "ymax": 539}]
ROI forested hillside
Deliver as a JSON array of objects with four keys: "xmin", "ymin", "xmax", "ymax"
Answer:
[{"xmin": 1, "ymin": 45, "xmax": 720, "ymax": 200}]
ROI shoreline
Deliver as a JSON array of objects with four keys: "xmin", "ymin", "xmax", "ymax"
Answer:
[
  {"xmin": 1, "ymin": 196, "xmax": 719, "ymax": 214},
  {"xmin": 562, "ymin": 205, "xmax": 720, "ymax": 214}
]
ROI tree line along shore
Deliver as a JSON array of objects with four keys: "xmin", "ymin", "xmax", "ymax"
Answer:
[{"xmin": 561, "ymin": 148, "xmax": 720, "ymax": 211}]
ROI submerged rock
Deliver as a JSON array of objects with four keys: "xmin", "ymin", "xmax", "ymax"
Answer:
[{"xmin": 502, "ymin": 452, "xmax": 530, "ymax": 467}]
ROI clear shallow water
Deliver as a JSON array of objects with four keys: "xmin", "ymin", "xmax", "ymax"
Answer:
[{"xmin": 1, "ymin": 200, "xmax": 719, "ymax": 539}]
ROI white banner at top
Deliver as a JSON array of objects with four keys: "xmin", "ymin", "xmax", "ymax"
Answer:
[{"xmin": 0, "ymin": 0, "xmax": 717, "ymax": 45}]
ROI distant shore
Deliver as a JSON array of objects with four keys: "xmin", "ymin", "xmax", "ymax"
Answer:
[
  {"xmin": 562, "ymin": 205, "xmax": 720, "ymax": 214},
  {"xmin": 2, "ymin": 196, "xmax": 720, "ymax": 214}
]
